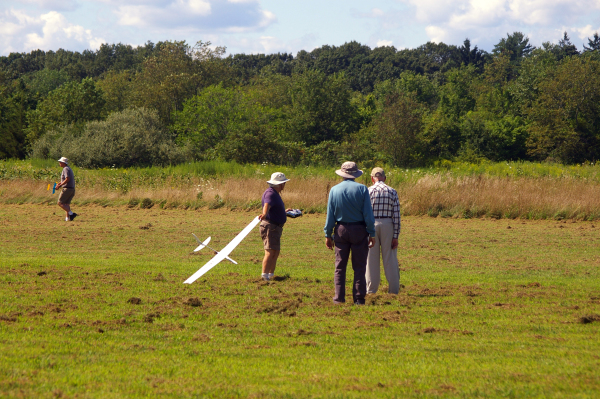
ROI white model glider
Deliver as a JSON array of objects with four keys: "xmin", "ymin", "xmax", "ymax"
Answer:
[
  {"xmin": 184, "ymin": 216, "xmax": 261, "ymax": 284},
  {"xmin": 191, "ymin": 234, "xmax": 237, "ymax": 264}
]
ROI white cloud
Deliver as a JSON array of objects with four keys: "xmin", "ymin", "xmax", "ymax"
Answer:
[
  {"xmin": 398, "ymin": 0, "xmax": 600, "ymax": 49},
  {"xmin": 0, "ymin": 9, "xmax": 105, "ymax": 54},
  {"xmin": 111, "ymin": 0, "xmax": 275, "ymax": 32},
  {"xmin": 17, "ymin": 0, "xmax": 79, "ymax": 11},
  {"xmin": 222, "ymin": 33, "xmax": 318, "ymax": 55},
  {"xmin": 575, "ymin": 24, "xmax": 600, "ymax": 40},
  {"xmin": 376, "ymin": 39, "xmax": 393, "ymax": 47},
  {"xmin": 186, "ymin": 0, "xmax": 212, "ymax": 15}
]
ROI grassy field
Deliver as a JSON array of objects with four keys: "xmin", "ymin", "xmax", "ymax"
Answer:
[{"xmin": 1, "ymin": 204, "xmax": 600, "ymax": 398}]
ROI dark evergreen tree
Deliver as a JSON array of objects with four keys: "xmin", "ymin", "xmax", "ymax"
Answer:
[
  {"xmin": 557, "ymin": 32, "xmax": 579, "ymax": 57},
  {"xmin": 583, "ymin": 32, "xmax": 600, "ymax": 52},
  {"xmin": 459, "ymin": 38, "xmax": 488, "ymax": 71},
  {"xmin": 493, "ymin": 32, "xmax": 534, "ymax": 64}
]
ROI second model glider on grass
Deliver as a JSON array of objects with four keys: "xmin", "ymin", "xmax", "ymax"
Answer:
[{"xmin": 184, "ymin": 216, "xmax": 261, "ymax": 284}]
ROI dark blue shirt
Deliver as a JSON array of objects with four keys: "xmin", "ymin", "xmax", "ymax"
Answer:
[{"xmin": 262, "ymin": 187, "xmax": 286, "ymax": 225}]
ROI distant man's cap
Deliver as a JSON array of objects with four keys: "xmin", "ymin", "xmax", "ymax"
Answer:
[
  {"xmin": 267, "ymin": 172, "xmax": 290, "ymax": 185},
  {"xmin": 336, "ymin": 161, "xmax": 363, "ymax": 179},
  {"xmin": 58, "ymin": 157, "xmax": 69, "ymax": 165},
  {"xmin": 371, "ymin": 167, "xmax": 386, "ymax": 178}
]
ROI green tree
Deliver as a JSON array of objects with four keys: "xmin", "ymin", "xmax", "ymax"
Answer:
[
  {"xmin": 493, "ymin": 32, "xmax": 534, "ymax": 65},
  {"xmin": 526, "ymin": 57, "xmax": 600, "ymax": 162},
  {"xmin": 374, "ymin": 72, "xmax": 438, "ymax": 107},
  {"xmin": 172, "ymin": 84, "xmax": 253, "ymax": 155},
  {"xmin": 96, "ymin": 70, "xmax": 133, "ymax": 114},
  {"xmin": 509, "ymin": 48, "xmax": 557, "ymax": 114},
  {"xmin": 25, "ymin": 77, "xmax": 106, "ymax": 143},
  {"xmin": 130, "ymin": 41, "xmax": 227, "ymax": 125},
  {"xmin": 23, "ymin": 68, "xmax": 71, "ymax": 104},
  {"xmin": 372, "ymin": 92, "xmax": 426, "ymax": 166},
  {"xmin": 421, "ymin": 65, "xmax": 478, "ymax": 159},
  {"xmin": 282, "ymin": 70, "xmax": 359, "ymax": 145},
  {"xmin": 583, "ymin": 32, "xmax": 600, "ymax": 52},
  {"xmin": 459, "ymin": 112, "xmax": 528, "ymax": 161},
  {"xmin": 0, "ymin": 86, "xmax": 27, "ymax": 158}
]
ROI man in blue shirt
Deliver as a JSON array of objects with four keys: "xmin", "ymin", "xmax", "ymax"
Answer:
[{"xmin": 324, "ymin": 162, "xmax": 376, "ymax": 305}]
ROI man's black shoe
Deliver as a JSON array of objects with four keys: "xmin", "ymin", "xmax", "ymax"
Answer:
[
  {"xmin": 354, "ymin": 301, "xmax": 365, "ymax": 306},
  {"xmin": 70, "ymin": 213, "xmax": 78, "ymax": 221}
]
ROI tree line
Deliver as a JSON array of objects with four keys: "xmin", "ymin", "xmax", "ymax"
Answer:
[{"xmin": 1, "ymin": 31, "xmax": 600, "ymax": 167}]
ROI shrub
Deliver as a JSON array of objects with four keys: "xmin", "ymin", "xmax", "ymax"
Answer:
[{"xmin": 31, "ymin": 108, "xmax": 184, "ymax": 168}]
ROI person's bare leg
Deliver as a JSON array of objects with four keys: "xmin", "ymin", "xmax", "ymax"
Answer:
[
  {"xmin": 262, "ymin": 249, "xmax": 280, "ymax": 274},
  {"xmin": 58, "ymin": 202, "xmax": 71, "ymax": 219}
]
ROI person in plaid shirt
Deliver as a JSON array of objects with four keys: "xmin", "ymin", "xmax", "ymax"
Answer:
[{"xmin": 366, "ymin": 167, "xmax": 401, "ymax": 294}]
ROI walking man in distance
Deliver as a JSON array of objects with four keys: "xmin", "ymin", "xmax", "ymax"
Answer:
[{"xmin": 56, "ymin": 157, "xmax": 77, "ymax": 222}]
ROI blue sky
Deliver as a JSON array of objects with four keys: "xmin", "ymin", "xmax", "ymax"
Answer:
[{"xmin": 2, "ymin": 0, "xmax": 600, "ymax": 56}]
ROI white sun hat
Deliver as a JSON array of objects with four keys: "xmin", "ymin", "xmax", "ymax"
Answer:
[
  {"xmin": 267, "ymin": 172, "xmax": 290, "ymax": 185},
  {"xmin": 58, "ymin": 157, "xmax": 69, "ymax": 165}
]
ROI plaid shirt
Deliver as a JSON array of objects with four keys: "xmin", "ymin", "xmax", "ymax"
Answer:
[{"xmin": 368, "ymin": 181, "xmax": 401, "ymax": 238}]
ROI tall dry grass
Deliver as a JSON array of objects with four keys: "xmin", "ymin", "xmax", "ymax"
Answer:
[
  {"xmin": 399, "ymin": 174, "xmax": 600, "ymax": 219},
  {"xmin": 2, "ymin": 174, "xmax": 600, "ymax": 220}
]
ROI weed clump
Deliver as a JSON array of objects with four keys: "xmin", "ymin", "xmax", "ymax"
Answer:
[
  {"xmin": 127, "ymin": 198, "xmax": 140, "ymax": 208},
  {"xmin": 139, "ymin": 198, "xmax": 153, "ymax": 209},
  {"xmin": 209, "ymin": 194, "xmax": 224, "ymax": 210},
  {"xmin": 127, "ymin": 297, "xmax": 142, "ymax": 305}
]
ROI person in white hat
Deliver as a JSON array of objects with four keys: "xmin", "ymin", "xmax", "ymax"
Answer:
[
  {"xmin": 56, "ymin": 157, "xmax": 77, "ymax": 221},
  {"xmin": 258, "ymin": 172, "xmax": 292, "ymax": 281}
]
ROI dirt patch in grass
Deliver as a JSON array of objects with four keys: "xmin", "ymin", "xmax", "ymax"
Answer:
[
  {"xmin": 143, "ymin": 313, "xmax": 160, "ymax": 323},
  {"xmin": 578, "ymin": 314, "xmax": 600, "ymax": 324},
  {"xmin": 416, "ymin": 287, "xmax": 454, "ymax": 297},
  {"xmin": 192, "ymin": 334, "xmax": 211, "ymax": 342},
  {"xmin": 365, "ymin": 293, "xmax": 396, "ymax": 306},
  {"xmin": 258, "ymin": 298, "xmax": 302, "ymax": 316},
  {"xmin": 184, "ymin": 297, "xmax": 202, "ymax": 307}
]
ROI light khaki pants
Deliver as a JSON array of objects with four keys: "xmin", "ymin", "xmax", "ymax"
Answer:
[{"xmin": 366, "ymin": 218, "xmax": 400, "ymax": 294}]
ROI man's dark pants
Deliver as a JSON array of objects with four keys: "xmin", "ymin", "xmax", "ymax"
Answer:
[{"xmin": 333, "ymin": 223, "xmax": 369, "ymax": 304}]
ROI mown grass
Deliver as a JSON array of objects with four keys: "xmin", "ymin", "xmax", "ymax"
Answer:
[{"xmin": 1, "ymin": 205, "xmax": 599, "ymax": 398}]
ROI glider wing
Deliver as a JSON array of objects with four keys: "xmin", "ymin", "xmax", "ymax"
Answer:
[
  {"xmin": 184, "ymin": 216, "xmax": 260, "ymax": 284},
  {"xmin": 191, "ymin": 234, "xmax": 238, "ymax": 264}
]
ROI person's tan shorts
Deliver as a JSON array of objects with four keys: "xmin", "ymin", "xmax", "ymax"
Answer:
[
  {"xmin": 58, "ymin": 188, "xmax": 75, "ymax": 205},
  {"xmin": 260, "ymin": 220, "xmax": 283, "ymax": 251}
]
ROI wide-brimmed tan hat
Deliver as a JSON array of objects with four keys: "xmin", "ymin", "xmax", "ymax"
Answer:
[
  {"xmin": 336, "ymin": 161, "xmax": 363, "ymax": 179},
  {"xmin": 267, "ymin": 172, "xmax": 290, "ymax": 185},
  {"xmin": 58, "ymin": 157, "xmax": 69, "ymax": 165},
  {"xmin": 371, "ymin": 167, "xmax": 386, "ymax": 178}
]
